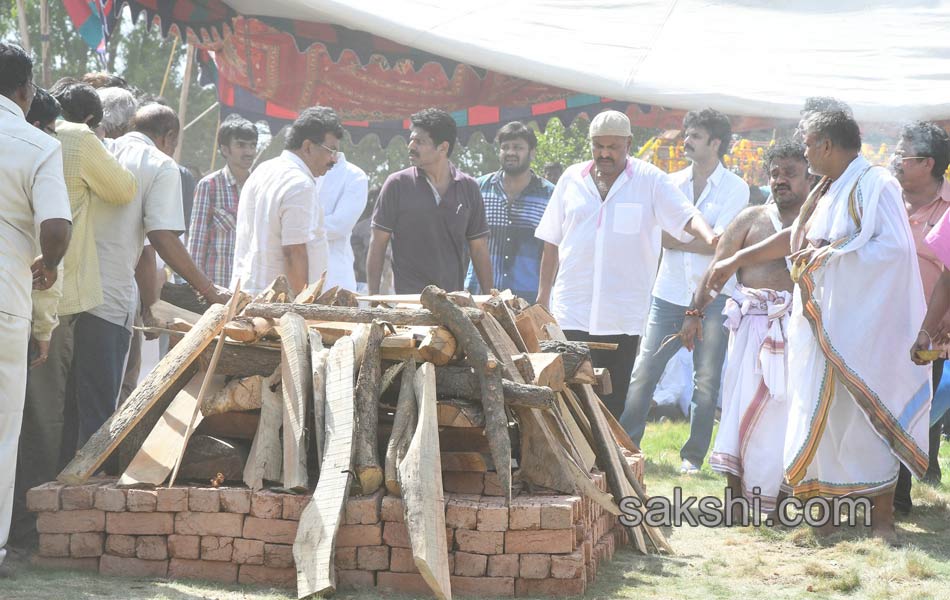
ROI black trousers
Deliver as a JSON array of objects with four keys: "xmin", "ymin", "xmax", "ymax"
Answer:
[
  {"xmin": 895, "ymin": 359, "xmax": 944, "ymax": 512},
  {"xmin": 562, "ymin": 330, "xmax": 640, "ymax": 419}
]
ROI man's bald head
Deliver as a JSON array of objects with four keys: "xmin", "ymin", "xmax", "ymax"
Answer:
[{"xmin": 133, "ymin": 103, "xmax": 179, "ymax": 157}]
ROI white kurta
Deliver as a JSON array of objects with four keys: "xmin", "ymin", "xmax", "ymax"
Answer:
[
  {"xmin": 315, "ymin": 153, "xmax": 368, "ymax": 292},
  {"xmin": 784, "ymin": 156, "xmax": 931, "ymax": 498}
]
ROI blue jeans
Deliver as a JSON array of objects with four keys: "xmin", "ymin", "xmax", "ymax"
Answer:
[{"xmin": 619, "ymin": 294, "xmax": 729, "ymax": 466}]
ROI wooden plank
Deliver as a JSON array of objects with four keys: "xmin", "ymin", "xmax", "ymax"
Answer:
[
  {"xmin": 399, "ymin": 363, "xmax": 452, "ymax": 600},
  {"xmin": 385, "ymin": 359, "xmax": 417, "ymax": 496},
  {"xmin": 526, "ymin": 353, "xmax": 565, "ymax": 391},
  {"xmin": 354, "ymin": 321, "xmax": 385, "ymax": 495},
  {"xmin": 514, "ymin": 312, "xmax": 542, "ymax": 353},
  {"xmin": 593, "ymin": 368, "xmax": 612, "ymax": 397},
  {"xmin": 245, "ymin": 302, "xmax": 484, "ymax": 326},
  {"xmin": 294, "ymin": 335, "xmax": 357, "ymax": 597},
  {"xmin": 58, "ymin": 303, "xmax": 229, "ymax": 485},
  {"xmin": 243, "ymin": 371, "xmax": 283, "ymax": 490},
  {"xmin": 483, "ymin": 296, "xmax": 529, "ymax": 354},
  {"xmin": 555, "ymin": 394, "xmax": 596, "ymax": 472},
  {"xmin": 149, "ymin": 299, "xmax": 201, "ymax": 328},
  {"xmin": 117, "ymin": 371, "xmax": 226, "ymax": 488},
  {"xmin": 196, "ymin": 411, "xmax": 259, "ymax": 440},
  {"xmin": 279, "ymin": 313, "xmax": 311, "ymax": 492},
  {"xmin": 310, "ymin": 330, "xmax": 329, "ymax": 469}
]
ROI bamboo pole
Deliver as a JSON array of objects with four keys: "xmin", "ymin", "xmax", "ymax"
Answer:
[
  {"xmin": 40, "ymin": 0, "xmax": 50, "ymax": 87},
  {"xmin": 209, "ymin": 114, "xmax": 221, "ymax": 172},
  {"xmin": 159, "ymin": 34, "xmax": 179, "ymax": 98},
  {"xmin": 174, "ymin": 44, "xmax": 195, "ymax": 162},
  {"xmin": 184, "ymin": 102, "xmax": 219, "ymax": 131},
  {"xmin": 14, "ymin": 0, "xmax": 31, "ymax": 55}
]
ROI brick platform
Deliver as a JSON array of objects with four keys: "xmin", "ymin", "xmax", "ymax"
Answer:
[{"xmin": 29, "ymin": 451, "xmax": 643, "ymax": 597}]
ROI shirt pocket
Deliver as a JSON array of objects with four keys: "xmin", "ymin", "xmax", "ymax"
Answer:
[
  {"xmin": 211, "ymin": 206, "xmax": 237, "ymax": 232},
  {"xmin": 612, "ymin": 203, "xmax": 642, "ymax": 235}
]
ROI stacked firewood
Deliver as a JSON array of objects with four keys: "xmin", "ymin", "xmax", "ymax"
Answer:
[{"xmin": 56, "ymin": 277, "xmax": 669, "ymax": 599}]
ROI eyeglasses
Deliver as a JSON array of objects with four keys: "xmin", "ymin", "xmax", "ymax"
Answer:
[
  {"xmin": 318, "ymin": 142, "xmax": 339, "ymax": 157},
  {"xmin": 890, "ymin": 154, "xmax": 929, "ymax": 163}
]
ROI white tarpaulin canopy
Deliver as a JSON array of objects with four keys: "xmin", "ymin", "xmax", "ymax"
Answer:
[{"xmin": 224, "ymin": 0, "xmax": 950, "ymax": 122}]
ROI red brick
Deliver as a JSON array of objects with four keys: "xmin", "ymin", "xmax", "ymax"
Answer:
[
  {"xmin": 282, "ymin": 493, "xmax": 310, "ymax": 520},
  {"xmin": 176, "ymin": 511, "xmax": 244, "ymax": 537},
  {"xmin": 488, "ymin": 553, "xmax": 520, "ymax": 577},
  {"xmin": 478, "ymin": 498, "xmax": 509, "ymax": 532},
  {"xmin": 219, "ymin": 488, "xmax": 251, "ymax": 514},
  {"xmin": 242, "ymin": 516, "xmax": 296, "ymax": 544},
  {"xmin": 382, "ymin": 521, "xmax": 409, "ymax": 548},
  {"xmin": 337, "ymin": 568, "xmax": 375, "ymax": 590},
  {"xmin": 60, "ymin": 484, "xmax": 99, "ymax": 510},
  {"xmin": 105, "ymin": 534, "xmax": 136, "ymax": 558},
  {"xmin": 169, "ymin": 558, "xmax": 238, "ymax": 584},
  {"xmin": 38, "ymin": 533, "xmax": 70, "ymax": 557},
  {"xmin": 519, "ymin": 553, "xmax": 551, "ymax": 579},
  {"xmin": 389, "ymin": 546, "xmax": 418, "ymax": 573},
  {"xmin": 239, "ymin": 564, "xmax": 295, "ymax": 588},
  {"xmin": 334, "ymin": 546, "xmax": 357, "ymax": 570},
  {"xmin": 357, "ymin": 545, "xmax": 389, "ymax": 571},
  {"xmin": 509, "ymin": 499, "xmax": 541, "ymax": 530},
  {"xmin": 454, "ymin": 551, "xmax": 488, "ymax": 576},
  {"xmin": 167, "ymin": 534, "xmax": 200, "ymax": 559},
  {"xmin": 233, "ymin": 538, "xmax": 265, "ymax": 565},
  {"xmin": 377, "ymin": 571, "xmax": 432, "ymax": 595},
  {"xmin": 541, "ymin": 502, "xmax": 574, "ymax": 530},
  {"xmin": 200, "ymin": 536, "xmax": 233, "ymax": 561},
  {"xmin": 250, "ymin": 490, "xmax": 283, "ymax": 519},
  {"xmin": 106, "ymin": 512, "xmax": 173, "ymax": 535},
  {"xmin": 155, "ymin": 487, "xmax": 188, "ymax": 512},
  {"xmin": 483, "ymin": 472, "xmax": 507, "ymax": 496},
  {"xmin": 126, "ymin": 489, "xmax": 158, "ymax": 512},
  {"xmin": 456, "ymin": 529, "xmax": 504, "ymax": 555},
  {"xmin": 452, "ymin": 575, "xmax": 515, "ymax": 597},
  {"xmin": 264, "ymin": 543, "xmax": 293, "ymax": 568},
  {"xmin": 37, "ymin": 510, "xmax": 105, "ymax": 534},
  {"xmin": 380, "ymin": 495, "xmax": 404, "ymax": 522},
  {"xmin": 506, "ymin": 529, "xmax": 573, "ymax": 554},
  {"xmin": 517, "ymin": 575, "xmax": 586, "ymax": 596},
  {"xmin": 135, "ymin": 536, "xmax": 168, "ymax": 561},
  {"xmin": 551, "ymin": 550, "xmax": 586, "ymax": 579},
  {"xmin": 344, "ymin": 489, "xmax": 382, "ymax": 524},
  {"xmin": 99, "ymin": 554, "xmax": 168, "ymax": 578},
  {"xmin": 445, "ymin": 497, "xmax": 478, "ymax": 530},
  {"xmin": 27, "ymin": 483, "xmax": 62, "ymax": 512},
  {"xmin": 442, "ymin": 472, "xmax": 484, "ymax": 495},
  {"xmin": 188, "ymin": 487, "xmax": 220, "ymax": 513},
  {"xmin": 94, "ymin": 487, "xmax": 126, "ymax": 512},
  {"xmin": 338, "ymin": 523, "xmax": 383, "ymax": 547},
  {"xmin": 70, "ymin": 532, "xmax": 104, "ymax": 557},
  {"xmin": 30, "ymin": 556, "xmax": 99, "ymax": 572}
]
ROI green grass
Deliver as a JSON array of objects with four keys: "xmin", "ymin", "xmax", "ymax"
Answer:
[{"xmin": 4, "ymin": 420, "xmax": 950, "ymax": 599}]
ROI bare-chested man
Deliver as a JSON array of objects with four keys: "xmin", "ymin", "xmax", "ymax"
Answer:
[{"xmin": 679, "ymin": 139, "xmax": 812, "ymax": 521}]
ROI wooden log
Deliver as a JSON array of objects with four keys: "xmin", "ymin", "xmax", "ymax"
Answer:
[
  {"xmin": 514, "ymin": 312, "xmax": 542, "ymax": 353},
  {"xmin": 200, "ymin": 376, "xmax": 263, "ymax": 416},
  {"xmin": 446, "ymin": 291, "xmax": 476, "ymax": 308},
  {"xmin": 356, "ymin": 292, "xmax": 510, "ymax": 306},
  {"xmin": 204, "ymin": 342, "xmax": 280, "ymax": 377},
  {"xmin": 526, "ymin": 353, "xmax": 565, "ymax": 391},
  {"xmin": 438, "ymin": 428, "xmax": 489, "ymax": 453},
  {"xmin": 59, "ymin": 304, "xmax": 229, "ymax": 485},
  {"xmin": 244, "ymin": 302, "xmax": 484, "ymax": 326},
  {"xmin": 243, "ymin": 370, "xmax": 283, "ymax": 490},
  {"xmin": 512, "ymin": 353, "xmax": 536, "ymax": 383},
  {"xmin": 149, "ymin": 300, "xmax": 201, "ymax": 329},
  {"xmin": 314, "ymin": 285, "xmax": 340, "ymax": 305},
  {"xmin": 421, "ymin": 285, "xmax": 511, "ymax": 503},
  {"xmin": 332, "ymin": 288, "xmax": 359, "ymax": 307},
  {"xmin": 437, "ymin": 398, "xmax": 484, "ymax": 428},
  {"xmin": 354, "ymin": 321, "xmax": 385, "ymax": 495},
  {"xmin": 351, "ymin": 323, "xmax": 371, "ymax": 366},
  {"xmin": 117, "ymin": 370, "xmax": 226, "ymax": 488},
  {"xmin": 441, "ymin": 452, "xmax": 492, "ymax": 472},
  {"xmin": 434, "ymin": 367, "xmax": 555, "ymax": 410},
  {"xmin": 178, "ymin": 435, "xmax": 249, "ymax": 482},
  {"xmin": 593, "ymin": 368, "xmax": 612, "ymax": 397},
  {"xmin": 384, "ymin": 359, "xmax": 417, "ymax": 497},
  {"xmin": 278, "ymin": 313, "xmax": 311, "ymax": 492},
  {"xmin": 538, "ymin": 340, "xmax": 596, "ymax": 383},
  {"xmin": 555, "ymin": 394, "xmax": 596, "ymax": 472},
  {"xmin": 295, "ymin": 271, "xmax": 327, "ymax": 304},
  {"xmin": 418, "ymin": 326, "xmax": 457, "ymax": 366},
  {"xmin": 160, "ymin": 281, "xmax": 210, "ymax": 314},
  {"xmin": 294, "ymin": 335, "xmax": 356, "ymax": 597},
  {"xmin": 224, "ymin": 316, "xmax": 275, "ymax": 343},
  {"xmin": 475, "ymin": 313, "xmax": 523, "ymax": 383},
  {"xmin": 310, "ymin": 330, "xmax": 329, "ymax": 468},
  {"xmin": 253, "ymin": 274, "xmax": 291, "ymax": 303},
  {"xmin": 196, "ymin": 411, "xmax": 259, "ymax": 441},
  {"xmin": 483, "ymin": 296, "xmax": 529, "ymax": 354},
  {"xmin": 398, "ymin": 363, "xmax": 452, "ymax": 600},
  {"xmin": 380, "ymin": 361, "xmax": 406, "ymax": 398}
]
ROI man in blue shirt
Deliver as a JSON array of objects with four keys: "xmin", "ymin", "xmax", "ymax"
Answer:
[{"xmin": 467, "ymin": 121, "xmax": 555, "ymax": 302}]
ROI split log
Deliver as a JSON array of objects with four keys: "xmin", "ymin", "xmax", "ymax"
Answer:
[
  {"xmin": 526, "ymin": 353, "xmax": 565, "ymax": 391},
  {"xmin": 178, "ymin": 435, "xmax": 249, "ymax": 482},
  {"xmin": 398, "ymin": 362, "xmax": 452, "ymax": 600},
  {"xmin": 295, "ymin": 271, "xmax": 326, "ymax": 303},
  {"xmin": 555, "ymin": 393, "xmax": 596, "ymax": 472},
  {"xmin": 148, "ymin": 300, "xmax": 201, "ymax": 328},
  {"xmin": 310, "ymin": 330, "xmax": 329, "ymax": 468},
  {"xmin": 278, "ymin": 313, "xmax": 311, "ymax": 492},
  {"xmin": 332, "ymin": 288, "xmax": 359, "ymax": 307},
  {"xmin": 418, "ymin": 326, "xmax": 457, "ymax": 366},
  {"xmin": 243, "ymin": 370, "xmax": 283, "ymax": 490},
  {"xmin": 314, "ymin": 285, "xmax": 340, "ymax": 305},
  {"xmin": 447, "ymin": 291, "xmax": 476, "ymax": 308},
  {"xmin": 351, "ymin": 323, "xmax": 372, "ymax": 366},
  {"xmin": 160, "ymin": 281, "xmax": 210, "ymax": 314},
  {"xmin": 380, "ymin": 361, "xmax": 406, "ymax": 398},
  {"xmin": 421, "ymin": 285, "xmax": 511, "ymax": 503},
  {"xmin": 601, "ymin": 401, "xmax": 639, "ymax": 454},
  {"xmin": 254, "ymin": 274, "xmax": 291, "ymax": 303},
  {"xmin": 593, "ymin": 368, "xmax": 612, "ymax": 397},
  {"xmin": 512, "ymin": 353, "xmax": 536, "ymax": 383},
  {"xmin": 514, "ymin": 312, "xmax": 541, "ymax": 353},
  {"xmin": 244, "ymin": 302, "xmax": 483, "ymax": 326},
  {"xmin": 224, "ymin": 316, "xmax": 274, "ymax": 343},
  {"xmin": 384, "ymin": 359, "xmax": 417, "ymax": 496},
  {"xmin": 538, "ymin": 340, "xmax": 596, "ymax": 383},
  {"xmin": 437, "ymin": 398, "xmax": 485, "ymax": 428},
  {"xmin": 294, "ymin": 335, "xmax": 356, "ymax": 597},
  {"xmin": 438, "ymin": 428, "xmax": 489, "ymax": 453},
  {"xmin": 434, "ymin": 367, "xmax": 555, "ymax": 410},
  {"xmin": 196, "ymin": 411, "xmax": 260, "ymax": 440},
  {"xmin": 204, "ymin": 342, "xmax": 280, "ymax": 377},
  {"xmin": 59, "ymin": 303, "xmax": 229, "ymax": 485},
  {"xmin": 441, "ymin": 452, "xmax": 492, "ymax": 472},
  {"xmin": 353, "ymin": 321, "xmax": 385, "ymax": 495},
  {"xmin": 483, "ymin": 296, "xmax": 529, "ymax": 353},
  {"xmin": 200, "ymin": 376, "xmax": 263, "ymax": 416},
  {"xmin": 117, "ymin": 370, "xmax": 226, "ymax": 488},
  {"xmin": 475, "ymin": 313, "xmax": 523, "ymax": 382}
]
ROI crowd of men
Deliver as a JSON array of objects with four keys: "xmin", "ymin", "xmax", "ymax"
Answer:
[{"xmin": 2, "ymin": 38, "xmax": 950, "ymax": 571}]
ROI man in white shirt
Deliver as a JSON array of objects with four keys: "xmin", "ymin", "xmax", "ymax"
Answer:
[
  {"xmin": 232, "ymin": 106, "xmax": 343, "ymax": 295},
  {"xmin": 620, "ymin": 109, "xmax": 749, "ymax": 475},
  {"xmin": 0, "ymin": 43, "xmax": 72, "ymax": 569},
  {"xmin": 535, "ymin": 110, "xmax": 717, "ymax": 416},
  {"xmin": 316, "ymin": 152, "xmax": 368, "ymax": 291}
]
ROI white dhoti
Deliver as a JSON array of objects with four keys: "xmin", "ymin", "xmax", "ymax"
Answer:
[
  {"xmin": 784, "ymin": 157, "xmax": 931, "ymax": 499},
  {"xmin": 710, "ymin": 287, "xmax": 792, "ymax": 512},
  {"xmin": 0, "ymin": 311, "xmax": 29, "ymax": 565}
]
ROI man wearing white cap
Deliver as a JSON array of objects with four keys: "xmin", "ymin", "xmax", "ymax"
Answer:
[{"xmin": 535, "ymin": 110, "xmax": 717, "ymax": 415}]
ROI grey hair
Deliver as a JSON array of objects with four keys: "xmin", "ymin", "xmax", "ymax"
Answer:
[
  {"xmin": 97, "ymin": 87, "xmax": 137, "ymax": 137},
  {"xmin": 900, "ymin": 121, "xmax": 950, "ymax": 179}
]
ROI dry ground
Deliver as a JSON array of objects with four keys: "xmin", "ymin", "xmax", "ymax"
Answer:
[{"xmin": 2, "ymin": 421, "xmax": 949, "ymax": 599}]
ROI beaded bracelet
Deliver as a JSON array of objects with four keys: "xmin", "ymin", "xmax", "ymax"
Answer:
[{"xmin": 684, "ymin": 307, "xmax": 704, "ymax": 319}]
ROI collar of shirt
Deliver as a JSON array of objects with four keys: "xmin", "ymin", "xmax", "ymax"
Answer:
[
  {"xmin": 415, "ymin": 162, "xmax": 466, "ymax": 184},
  {"xmin": 489, "ymin": 169, "xmax": 546, "ymax": 199},
  {"xmin": 687, "ymin": 161, "xmax": 726, "ymax": 204},
  {"xmin": 222, "ymin": 164, "xmax": 238, "ymax": 187},
  {"xmin": 580, "ymin": 158, "xmax": 635, "ymax": 203},
  {"xmin": 827, "ymin": 155, "xmax": 870, "ymax": 197},
  {"xmin": 123, "ymin": 131, "xmax": 157, "ymax": 148},
  {"xmin": 281, "ymin": 149, "xmax": 314, "ymax": 178},
  {"xmin": 0, "ymin": 94, "xmax": 25, "ymax": 119}
]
